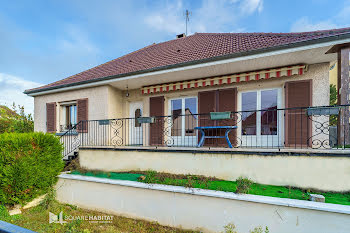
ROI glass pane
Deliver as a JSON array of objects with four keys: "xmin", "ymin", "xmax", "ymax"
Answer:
[
  {"xmin": 134, "ymin": 109, "xmax": 141, "ymax": 127},
  {"xmin": 70, "ymin": 105, "xmax": 77, "ymax": 125},
  {"xmin": 171, "ymin": 99, "xmax": 182, "ymax": 136},
  {"xmin": 185, "ymin": 98, "xmax": 197, "ymax": 136},
  {"xmin": 261, "ymin": 90, "xmax": 278, "ymax": 135},
  {"xmin": 242, "ymin": 92, "xmax": 257, "ymax": 135}
]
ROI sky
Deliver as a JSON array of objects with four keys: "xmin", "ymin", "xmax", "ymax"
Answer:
[{"xmin": 1, "ymin": 0, "xmax": 350, "ymax": 115}]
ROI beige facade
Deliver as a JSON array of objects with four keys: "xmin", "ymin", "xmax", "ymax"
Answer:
[
  {"xmin": 34, "ymin": 85, "xmax": 122, "ymax": 132},
  {"xmin": 120, "ymin": 63, "xmax": 330, "ymax": 118},
  {"xmin": 34, "ymin": 63, "xmax": 329, "ymax": 133}
]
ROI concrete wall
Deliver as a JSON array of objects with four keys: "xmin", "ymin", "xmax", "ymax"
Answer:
[
  {"xmin": 80, "ymin": 148, "xmax": 350, "ymax": 192},
  {"xmin": 56, "ymin": 174, "xmax": 350, "ymax": 233}
]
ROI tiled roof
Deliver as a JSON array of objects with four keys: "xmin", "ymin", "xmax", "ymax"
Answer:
[{"xmin": 26, "ymin": 27, "xmax": 350, "ymax": 93}]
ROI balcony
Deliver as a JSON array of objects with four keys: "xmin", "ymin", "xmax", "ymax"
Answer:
[{"xmin": 59, "ymin": 105, "xmax": 350, "ymax": 158}]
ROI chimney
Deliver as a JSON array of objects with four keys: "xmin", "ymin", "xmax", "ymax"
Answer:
[{"xmin": 176, "ymin": 33, "xmax": 186, "ymax": 39}]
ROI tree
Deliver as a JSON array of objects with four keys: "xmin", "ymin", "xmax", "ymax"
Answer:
[
  {"xmin": 0, "ymin": 103, "xmax": 34, "ymax": 133},
  {"xmin": 329, "ymin": 84, "xmax": 338, "ymax": 126},
  {"xmin": 330, "ymin": 84, "xmax": 337, "ymax": 106}
]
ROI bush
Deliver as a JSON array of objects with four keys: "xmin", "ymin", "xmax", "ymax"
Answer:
[
  {"xmin": 0, "ymin": 132, "xmax": 64, "ymax": 205},
  {"xmin": 236, "ymin": 176, "xmax": 253, "ymax": 194}
]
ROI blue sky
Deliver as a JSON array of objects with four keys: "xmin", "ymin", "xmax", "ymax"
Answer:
[{"xmin": 1, "ymin": 0, "xmax": 350, "ymax": 114}]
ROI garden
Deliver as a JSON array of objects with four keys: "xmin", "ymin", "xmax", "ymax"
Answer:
[{"xmin": 69, "ymin": 168, "xmax": 350, "ymax": 206}]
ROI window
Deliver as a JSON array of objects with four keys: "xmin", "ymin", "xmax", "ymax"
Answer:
[
  {"xmin": 60, "ymin": 104, "xmax": 77, "ymax": 131},
  {"xmin": 240, "ymin": 88, "xmax": 281, "ymax": 147},
  {"xmin": 242, "ymin": 89, "xmax": 278, "ymax": 136},
  {"xmin": 169, "ymin": 97, "xmax": 197, "ymax": 145},
  {"xmin": 242, "ymin": 92, "xmax": 257, "ymax": 135}
]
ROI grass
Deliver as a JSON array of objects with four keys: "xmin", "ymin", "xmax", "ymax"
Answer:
[
  {"xmin": 0, "ymin": 200, "xmax": 197, "ymax": 233},
  {"xmin": 70, "ymin": 170, "xmax": 142, "ymax": 181},
  {"xmin": 72, "ymin": 170, "xmax": 350, "ymax": 206}
]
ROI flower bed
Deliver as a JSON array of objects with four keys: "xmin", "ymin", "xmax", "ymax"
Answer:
[{"xmin": 70, "ymin": 170, "xmax": 350, "ymax": 206}]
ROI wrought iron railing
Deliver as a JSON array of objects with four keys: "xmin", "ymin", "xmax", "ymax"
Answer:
[
  {"xmin": 59, "ymin": 124, "xmax": 77, "ymax": 132},
  {"xmin": 59, "ymin": 105, "xmax": 350, "ymax": 158},
  {"xmin": 59, "ymin": 122, "xmax": 82, "ymax": 159}
]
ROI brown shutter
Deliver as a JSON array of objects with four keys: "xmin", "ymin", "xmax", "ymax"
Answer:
[
  {"xmin": 218, "ymin": 88, "xmax": 237, "ymax": 147},
  {"xmin": 198, "ymin": 90, "xmax": 216, "ymax": 146},
  {"xmin": 149, "ymin": 96, "xmax": 164, "ymax": 146},
  {"xmin": 285, "ymin": 80, "xmax": 312, "ymax": 147},
  {"xmin": 77, "ymin": 98, "xmax": 88, "ymax": 133},
  {"xmin": 46, "ymin": 102, "xmax": 56, "ymax": 133}
]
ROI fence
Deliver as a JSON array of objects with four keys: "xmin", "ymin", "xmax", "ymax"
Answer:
[{"xmin": 60, "ymin": 105, "xmax": 350, "ymax": 158}]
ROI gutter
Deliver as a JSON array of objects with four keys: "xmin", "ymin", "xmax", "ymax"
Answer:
[{"xmin": 24, "ymin": 32, "xmax": 350, "ymax": 96}]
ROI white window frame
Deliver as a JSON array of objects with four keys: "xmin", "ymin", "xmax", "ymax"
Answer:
[
  {"xmin": 168, "ymin": 96, "xmax": 198, "ymax": 146},
  {"xmin": 59, "ymin": 101, "xmax": 77, "ymax": 132},
  {"xmin": 238, "ymin": 87, "xmax": 283, "ymax": 147}
]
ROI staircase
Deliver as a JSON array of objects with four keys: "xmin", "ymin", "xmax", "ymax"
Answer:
[{"xmin": 60, "ymin": 121, "xmax": 82, "ymax": 162}]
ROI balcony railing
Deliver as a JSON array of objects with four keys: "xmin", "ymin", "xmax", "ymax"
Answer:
[
  {"xmin": 60, "ymin": 105, "xmax": 350, "ymax": 158},
  {"xmin": 59, "ymin": 124, "xmax": 77, "ymax": 133}
]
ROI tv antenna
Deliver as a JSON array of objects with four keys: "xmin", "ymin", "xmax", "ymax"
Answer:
[{"xmin": 184, "ymin": 9, "xmax": 192, "ymax": 36}]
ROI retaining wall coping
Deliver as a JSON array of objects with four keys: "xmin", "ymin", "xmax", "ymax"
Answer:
[
  {"xmin": 58, "ymin": 173, "xmax": 350, "ymax": 215},
  {"xmin": 79, "ymin": 146, "xmax": 350, "ymax": 157}
]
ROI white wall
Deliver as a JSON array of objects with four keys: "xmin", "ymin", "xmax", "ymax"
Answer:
[{"xmin": 56, "ymin": 175, "xmax": 350, "ymax": 233}]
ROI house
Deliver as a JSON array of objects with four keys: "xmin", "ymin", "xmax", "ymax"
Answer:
[{"xmin": 25, "ymin": 28, "xmax": 350, "ymax": 160}]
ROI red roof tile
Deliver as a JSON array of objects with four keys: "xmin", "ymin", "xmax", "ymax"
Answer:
[{"xmin": 26, "ymin": 27, "xmax": 350, "ymax": 93}]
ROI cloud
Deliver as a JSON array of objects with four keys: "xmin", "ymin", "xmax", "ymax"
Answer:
[
  {"xmin": 290, "ymin": 17, "xmax": 338, "ymax": 32},
  {"xmin": 144, "ymin": 0, "xmax": 185, "ymax": 35},
  {"xmin": 0, "ymin": 73, "xmax": 43, "ymax": 115},
  {"xmin": 290, "ymin": 1, "xmax": 350, "ymax": 32},
  {"xmin": 144, "ymin": 0, "xmax": 263, "ymax": 35},
  {"xmin": 240, "ymin": 0, "xmax": 263, "ymax": 14},
  {"xmin": 58, "ymin": 24, "xmax": 99, "ymax": 54}
]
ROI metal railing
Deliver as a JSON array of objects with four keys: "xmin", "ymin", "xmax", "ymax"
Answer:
[
  {"xmin": 59, "ymin": 105, "xmax": 350, "ymax": 158},
  {"xmin": 59, "ymin": 124, "xmax": 77, "ymax": 132}
]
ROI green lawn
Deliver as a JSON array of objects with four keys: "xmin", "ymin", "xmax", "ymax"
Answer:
[
  {"xmin": 71, "ymin": 170, "xmax": 350, "ymax": 206},
  {"xmin": 0, "ymin": 201, "xmax": 196, "ymax": 233}
]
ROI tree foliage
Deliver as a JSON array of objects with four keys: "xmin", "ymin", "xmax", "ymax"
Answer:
[
  {"xmin": 329, "ymin": 84, "xmax": 338, "ymax": 126},
  {"xmin": 330, "ymin": 84, "xmax": 337, "ymax": 106},
  {"xmin": 0, "ymin": 132, "xmax": 64, "ymax": 205},
  {"xmin": 0, "ymin": 103, "xmax": 34, "ymax": 133}
]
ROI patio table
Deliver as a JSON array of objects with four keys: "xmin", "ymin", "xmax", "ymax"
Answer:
[{"xmin": 194, "ymin": 126, "xmax": 237, "ymax": 148}]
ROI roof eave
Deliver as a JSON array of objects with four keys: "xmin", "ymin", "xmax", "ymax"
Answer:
[{"xmin": 24, "ymin": 32, "xmax": 350, "ymax": 96}]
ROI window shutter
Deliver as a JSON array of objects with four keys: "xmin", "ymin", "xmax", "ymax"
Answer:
[
  {"xmin": 285, "ymin": 80, "xmax": 312, "ymax": 147},
  {"xmin": 149, "ymin": 96, "xmax": 164, "ymax": 145},
  {"xmin": 77, "ymin": 98, "xmax": 88, "ymax": 133},
  {"xmin": 218, "ymin": 88, "xmax": 237, "ymax": 147},
  {"xmin": 46, "ymin": 102, "xmax": 56, "ymax": 133},
  {"xmin": 198, "ymin": 90, "xmax": 216, "ymax": 146}
]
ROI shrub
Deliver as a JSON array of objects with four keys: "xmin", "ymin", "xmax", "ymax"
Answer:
[
  {"xmin": 0, "ymin": 132, "xmax": 64, "ymax": 205},
  {"xmin": 236, "ymin": 176, "xmax": 253, "ymax": 194},
  {"xmin": 144, "ymin": 170, "xmax": 158, "ymax": 183}
]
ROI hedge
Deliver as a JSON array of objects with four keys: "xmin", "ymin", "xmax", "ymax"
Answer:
[{"xmin": 0, "ymin": 132, "xmax": 64, "ymax": 205}]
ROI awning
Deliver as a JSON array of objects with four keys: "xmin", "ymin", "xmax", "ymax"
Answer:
[{"xmin": 141, "ymin": 64, "xmax": 308, "ymax": 94}]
